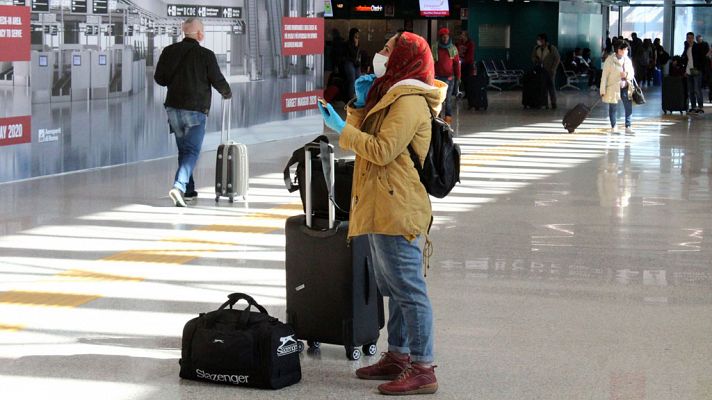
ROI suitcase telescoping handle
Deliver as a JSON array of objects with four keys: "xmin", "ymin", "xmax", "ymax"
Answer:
[
  {"xmin": 304, "ymin": 142, "xmax": 336, "ymax": 230},
  {"xmin": 221, "ymin": 97, "xmax": 232, "ymax": 142}
]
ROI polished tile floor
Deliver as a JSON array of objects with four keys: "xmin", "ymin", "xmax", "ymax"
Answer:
[{"xmin": 0, "ymin": 87, "xmax": 711, "ymax": 400}]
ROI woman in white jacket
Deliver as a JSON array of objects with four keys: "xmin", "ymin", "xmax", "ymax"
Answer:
[{"xmin": 600, "ymin": 41, "xmax": 636, "ymax": 134}]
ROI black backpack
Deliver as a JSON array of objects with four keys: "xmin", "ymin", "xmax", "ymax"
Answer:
[{"xmin": 408, "ymin": 113, "xmax": 461, "ymax": 198}]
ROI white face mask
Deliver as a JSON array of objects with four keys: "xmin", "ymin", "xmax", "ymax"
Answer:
[{"xmin": 372, "ymin": 53, "xmax": 388, "ymax": 78}]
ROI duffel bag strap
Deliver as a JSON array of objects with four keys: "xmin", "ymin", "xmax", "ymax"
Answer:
[{"xmin": 218, "ymin": 293, "xmax": 269, "ymax": 315}]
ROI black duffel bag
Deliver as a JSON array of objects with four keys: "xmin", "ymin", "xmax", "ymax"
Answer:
[
  {"xmin": 179, "ymin": 293, "xmax": 302, "ymax": 390},
  {"xmin": 283, "ymin": 135, "xmax": 353, "ymax": 221}
]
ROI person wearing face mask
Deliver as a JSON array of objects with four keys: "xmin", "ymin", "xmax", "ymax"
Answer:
[
  {"xmin": 154, "ymin": 17, "xmax": 232, "ymax": 207},
  {"xmin": 317, "ymin": 31, "xmax": 447, "ymax": 396},
  {"xmin": 432, "ymin": 27, "xmax": 461, "ymax": 125},
  {"xmin": 600, "ymin": 41, "xmax": 635, "ymax": 134},
  {"xmin": 531, "ymin": 33, "xmax": 560, "ymax": 109}
]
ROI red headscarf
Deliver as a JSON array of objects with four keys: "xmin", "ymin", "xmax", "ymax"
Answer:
[{"xmin": 363, "ymin": 32, "xmax": 435, "ymax": 117}]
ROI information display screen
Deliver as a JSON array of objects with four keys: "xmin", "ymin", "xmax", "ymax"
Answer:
[
  {"xmin": 72, "ymin": 55, "xmax": 81, "ymax": 66},
  {"xmin": 38, "ymin": 55, "xmax": 48, "ymax": 66},
  {"xmin": 98, "ymin": 54, "xmax": 106, "ymax": 65}
]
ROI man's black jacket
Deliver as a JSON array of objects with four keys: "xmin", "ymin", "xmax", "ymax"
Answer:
[
  {"xmin": 682, "ymin": 41, "xmax": 710, "ymax": 74},
  {"xmin": 154, "ymin": 38, "xmax": 232, "ymax": 114}
]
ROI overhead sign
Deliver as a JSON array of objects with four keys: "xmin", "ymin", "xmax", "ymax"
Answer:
[
  {"xmin": 281, "ymin": 90, "xmax": 323, "ymax": 113},
  {"xmin": 166, "ymin": 5, "xmax": 242, "ymax": 19},
  {"xmin": 31, "ymin": 0, "xmax": 48, "ymax": 12},
  {"xmin": 419, "ymin": 0, "xmax": 449, "ymax": 17},
  {"xmin": 0, "ymin": 5, "xmax": 30, "ymax": 62},
  {"xmin": 281, "ymin": 17, "xmax": 324, "ymax": 56},
  {"xmin": 71, "ymin": 0, "xmax": 87, "ymax": 13},
  {"xmin": 0, "ymin": 115, "xmax": 31, "ymax": 147},
  {"xmin": 354, "ymin": 4, "xmax": 384, "ymax": 13},
  {"xmin": 13, "ymin": 0, "xmax": 26, "ymax": 6},
  {"xmin": 93, "ymin": 0, "xmax": 108, "ymax": 14}
]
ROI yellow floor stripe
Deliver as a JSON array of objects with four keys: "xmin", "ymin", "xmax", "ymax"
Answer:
[
  {"xmin": 0, "ymin": 291, "xmax": 100, "ymax": 307},
  {"xmin": 102, "ymin": 251, "xmax": 199, "ymax": 264},
  {"xmin": 55, "ymin": 269, "xmax": 143, "ymax": 282},
  {"xmin": 195, "ymin": 224, "xmax": 276, "ymax": 234},
  {"xmin": 0, "ymin": 323, "xmax": 24, "ymax": 332}
]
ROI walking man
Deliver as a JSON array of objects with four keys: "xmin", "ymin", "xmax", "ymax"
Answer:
[
  {"xmin": 531, "ymin": 33, "xmax": 560, "ymax": 109},
  {"xmin": 433, "ymin": 27, "xmax": 461, "ymax": 124},
  {"xmin": 154, "ymin": 17, "xmax": 232, "ymax": 207}
]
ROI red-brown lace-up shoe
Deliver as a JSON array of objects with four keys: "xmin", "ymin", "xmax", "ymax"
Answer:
[
  {"xmin": 355, "ymin": 352, "xmax": 411, "ymax": 381},
  {"xmin": 377, "ymin": 363, "xmax": 438, "ymax": 396}
]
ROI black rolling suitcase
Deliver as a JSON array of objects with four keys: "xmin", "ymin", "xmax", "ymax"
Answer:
[
  {"xmin": 285, "ymin": 141, "xmax": 384, "ymax": 361},
  {"xmin": 467, "ymin": 74, "xmax": 488, "ymax": 111},
  {"xmin": 662, "ymin": 76, "xmax": 687, "ymax": 114},
  {"xmin": 562, "ymin": 99, "xmax": 600, "ymax": 133},
  {"xmin": 522, "ymin": 67, "xmax": 548, "ymax": 109},
  {"xmin": 215, "ymin": 98, "xmax": 249, "ymax": 202}
]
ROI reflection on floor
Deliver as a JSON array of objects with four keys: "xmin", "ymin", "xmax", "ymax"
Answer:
[
  {"xmin": 0, "ymin": 88, "xmax": 711, "ymax": 399},
  {"xmin": 0, "ymin": 75, "xmax": 322, "ymax": 184}
]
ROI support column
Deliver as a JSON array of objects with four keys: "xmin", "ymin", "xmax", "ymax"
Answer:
[{"xmin": 663, "ymin": 0, "xmax": 674, "ymax": 54}]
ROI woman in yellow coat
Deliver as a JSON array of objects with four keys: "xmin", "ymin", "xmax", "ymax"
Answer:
[
  {"xmin": 318, "ymin": 31, "xmax": 447, "ymax": 396},
  {"xmin": 600, "ymin": 40, "xmax": 636, "ymax": 134}
]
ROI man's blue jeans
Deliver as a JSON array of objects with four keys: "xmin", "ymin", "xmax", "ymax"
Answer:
[
  {"xmin": 436, "ymin": 76, "xmax": 454, "ymax": 117},
  {"xmin": 166, "ymin": 107, "xmax": 207, "ymax": 194},
  {"xmin": 608, "ymin": 88, "xmax": 633, "ymax": 128},
  {"xmin": 687, "ymin": 73, "xmax": 703, "ymax": 110},
  {"xmin": 368, "ymin": 234, "xmax": 434, "ymax": 363}
]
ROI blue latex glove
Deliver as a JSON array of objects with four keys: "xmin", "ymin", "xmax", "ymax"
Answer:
[
  {"xmin": 354, "ymin": 74, "xmax": 376, "ymax": 108},
  {"xmin": 317, "ymin": 102, "xmax": 346, "ymax": 134}
]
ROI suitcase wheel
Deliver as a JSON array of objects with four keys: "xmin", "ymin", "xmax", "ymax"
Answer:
[
  {"xmin": 307, "ymin": 340, "xmax": 321, "ymax": 349},
  {"xmin": 215, "ymin": 196, "xmax": 220, "ymax": 202},
  {"xmin": 362, "ymin": 343, "xmax": 378, "ymax": 356},
  {"xmin": 346, "ymin": 346, "xmax": 361, "ymax": 361},
  {"xmin": 229, "ymin": 196, "xmax": 234, "ymax": 203},
  {"xmin": 297, "ymin": 341, "xmax": 305, "ymax": 353}
]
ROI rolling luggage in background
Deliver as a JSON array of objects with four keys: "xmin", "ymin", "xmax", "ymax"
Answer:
[
  {"xmin": 215, "ymin": 98, "xmax": 249, "ymax": 202},
  {"xmin": 562, "ymin": 99, "xmax": 600, "ymax": 133},
  {"xmin": 466, "ymin": 73, "xmax": 488, "ymax": 111},
  {"xmin": 522, "ymin": 67, "xmax": 548, "ymax": 109},
  {"xmin": 285, "ymin": 142, "xmax": 384, "ymax": 361},
  {"xmin": 653, "ymin": 68, "xmax": 663, "ymax": 86},
  {"xmin": 662, "ymin": 76, "xmax": 687, "ymax": 115}
]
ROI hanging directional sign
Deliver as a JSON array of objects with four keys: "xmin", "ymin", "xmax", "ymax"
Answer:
[
  {"xmin": 13, "ymin": 1, "xmax": 26, "ymax": 6},
  {"xmin": 93, "ymin": 0, "xmax": 108, "ymax": 14},
  {"xmin": 32, "ymin": 0, "xmax": 49, "ymax": 12},
  {"xmin": 166, "ymin": 4, "xmax": 241, "ymax": 19}
]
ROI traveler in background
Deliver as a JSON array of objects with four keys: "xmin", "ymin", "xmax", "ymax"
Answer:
[
  {"xmin": 637, "ymin": 38, "xmax": 654, "ymax": 86},
  {"xmin": 433, "ymin": 27, "xmax": 461, "ymax": 124},
  {"xmin": 329, "ymin": 28, "xmax": 346, "ymax": 76},
  {"xmin": 154, "ymin": 17, "xmax": 232, "ymax": 207},
  {"xmin": 682, "ymin": 32, "xmax": 707, "ymax": 114},
  {"xmin": 632, "ymin": 38, "xmax": 650, "ymax": 86},
  {"xmin": 343, "ymin": 28, "xmax": 362, "ymax": 101},
  {"xmin": 317, "ymin": 31, "xmax": 447, "ymax": 396},
  {"xmin": 457, "ymin": 30, "xmax": 475, "ymax": 99},
  {"xmin": 531, "ymin": 33, "xmax": 560, "ymax": 109},
  {"xmin": 653, "ymin": 38, "xmax": 669, "ymax": 69},
  {"xmin": 581, "ymin": 48, "xmax": 600, "ymax": 90},
  {"xmin": 601, "ymin": 41, "xmax": 635, "ymax": 135},
  {"xmin": 696, "ymin": 34, "xmax": 712, "ymax": 103}
]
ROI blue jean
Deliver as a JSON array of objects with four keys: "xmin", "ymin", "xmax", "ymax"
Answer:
[
  {"xmin": 367, "ymin": 234, "xmax": 434, "ymax": 363},
  {"xmin": 608, "ymin": 88, "xmax": 633, "ymax": 128},
  {"xmin": 436, "ymin": 76, "xmax": 453, "ymax": 117},
  {"xmin": 687, "ymin": 74, "xmax": 703, "ymax": 109},
  {"xmin": 166, "ymin": 107, "xmax": 207, "ymax": 193}
]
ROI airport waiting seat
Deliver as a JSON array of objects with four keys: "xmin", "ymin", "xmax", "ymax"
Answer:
[{"xmin": 560, "ymin": 61, "xmax": 588, "ymax": 91}]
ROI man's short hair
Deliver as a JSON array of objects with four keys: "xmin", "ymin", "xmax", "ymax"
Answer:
[
  {"xmin": 616, "ymin": 41, "xmax": 629, "ymax": 51},
  {"xmin": 537, "ymin": 33, "xmax": 548, "ymax": 42},
  {"xmin": 183, "ymin": 17, "xmax": 204, "ymax": 35},
  {"xmin": 686, "ymin": 32, "xmax": 695, "ymax": 37}
]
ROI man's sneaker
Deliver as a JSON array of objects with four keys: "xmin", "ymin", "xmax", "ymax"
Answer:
[
  {"xmin": 355, "ymin": 352, "xmax": 410, "ymax": 381},
  {"xmin": 184, "ymin": 191, "xmax": 199, "ymax": 202},
  {"xmin": 688, "ymin": 109, "xmax": 699, "ymax": 115},
  {"xmin": 696, "ymin": 109, "xmax": 704, "ymax": 114},
  {"xmin": 377, "ymin": 363, "xmax": 438, "ymax": 396},
  {"xmin": 625, "ymin": 126, "xmax": 634, "ymax": 134},
  {"xmin": 610, "ymin": 126, "xmax": 619, "ymax": 135},
  {"xmin": 169, "ymin": 188, "xmax": 187, "ymax": 207}
]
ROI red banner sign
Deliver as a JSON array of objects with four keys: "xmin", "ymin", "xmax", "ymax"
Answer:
[
  {"xmin": 0, "ymin": 5, "xmax": 30, "ymax": 62},
  {"xmin": 281, "ymin": 90, "xmax": 323, "ymax": 113},
  {"xmin": 0, "ymin": 115, "xmax": 31, "ymax": 147},
  {"xmin": 281, "ymin": 17, "xmax": 324, "ymax": 56}
]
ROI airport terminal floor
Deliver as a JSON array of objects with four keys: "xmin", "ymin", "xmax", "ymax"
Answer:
[{"xmin": 1, "ymin": 88, "xmax": 711, "ymax": 399}]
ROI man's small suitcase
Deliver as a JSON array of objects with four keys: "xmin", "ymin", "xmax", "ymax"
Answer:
[
  {"xmin": 522, "ymin": 67, "xmax": 548, "ymax": 109},
  {"xmin": 467, "ymin": 73, "xmax": 489, "ymax": 111},
  {"xmin": 662, "ymin": 76, "xmax": 687, "ymax": 115},
  {"xmin": 215, "ymin": 98, "xmax": 249, "ymax": 202},
  {"xmin": 285, "ymin": 141, "xmax": 384, "ymax": 361},
  {"xmin": 562, "ymin": 99, "xmax": 600, "ymax": 133}
]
